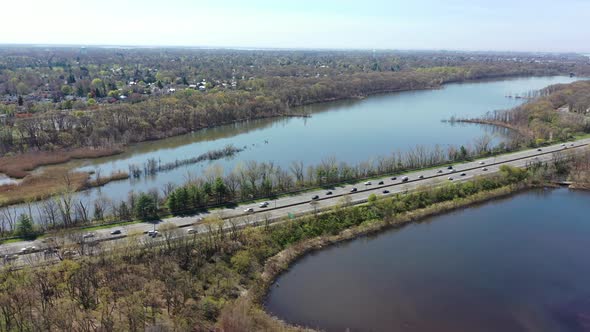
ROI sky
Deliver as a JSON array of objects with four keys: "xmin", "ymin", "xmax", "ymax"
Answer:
[{"xmin": 2, "ymin": 0, "xmax": 589, "ymax": 52}]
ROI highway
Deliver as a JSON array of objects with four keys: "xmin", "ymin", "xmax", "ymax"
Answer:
[{"xmin": 2, "ymin": 138, "xmax": 589, "ymax": 266}]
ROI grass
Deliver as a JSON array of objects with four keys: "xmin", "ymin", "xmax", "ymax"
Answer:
[{"xmin": 0, "ymin": 166, "xmax": 89, "ymax": 207}]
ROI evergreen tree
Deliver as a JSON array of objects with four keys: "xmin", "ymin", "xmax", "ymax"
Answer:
[{"xmin": 16, "ymin": 214, "xmax": 35, "ymax": 239}]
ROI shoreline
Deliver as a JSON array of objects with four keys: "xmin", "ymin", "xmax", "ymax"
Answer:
[{"xmin": 244, "ymin": 183, "xmax": 541, "ymax": 329}]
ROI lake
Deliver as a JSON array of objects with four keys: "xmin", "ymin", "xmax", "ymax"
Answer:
[
  {"xmin": 0, "ymin": 76, "xmax": 583, "ymax": 222},
  {"xmin": 265, "ymin": 188, "xmax": 590, "ymax": 332}
]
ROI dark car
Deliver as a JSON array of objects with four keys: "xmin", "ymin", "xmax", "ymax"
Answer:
[
  {"xmin": 350, "ymin": 187, "xmax": 358, "ymax": 193},
  {"xmin": 419, "ymin": 175, "xmax": 424, "ymax": 179},
  {"xmin": 461, "ymin": 172, "xmax": 466, "ymax": 176},
  {"xmin": 437, "ymin": 170, "xmax": 443, "ymax": 174},
  {"xmin": 391, "ymin": 177, "xmax": 397, "ymax": 180},
  {"xmin": 447, "ymin": 165, "xmax": 453, "ymax": 170},
  {"xmin": 382, "ymin": 189, "xmax": 390, "ymax": 194},
  {"xmin": 378, "ymin": 181, "xmax": 384, "ymax": 185},
  {"xmin": 325, "ymin": 191, "xmax": 333, "ymax": 195},
  {"xmin": 537, "ymin": 148, "xmax": 542, "ymax": 152},
  {"xmin": 110, "ymin": 229, "xmax": 122, "ymax": 235},
  {"xmin": 311, "ymin": 195, "xmax": 320, "ymax": 200}
]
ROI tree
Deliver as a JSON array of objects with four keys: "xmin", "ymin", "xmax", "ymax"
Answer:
[
  {"xmin": 135, "ymin": 193, "xmax": 157, "ymax": 220},
  {"xmin": 213, "ymin": 177, "xmax": 227, "ymax": 204},
  {"xmin": 16, "ymin": 214, "xmax": 35, "ymax": 239}
]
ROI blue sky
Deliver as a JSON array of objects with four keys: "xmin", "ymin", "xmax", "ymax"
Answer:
[{"xmin": 2, "ymin": 0, "xmax": 589, "ymax": 52}]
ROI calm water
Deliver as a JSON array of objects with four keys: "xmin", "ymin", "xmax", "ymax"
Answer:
[
  {"xmin": 265, "ymin": 188, "xmax": 590, "ymax": 332},
  {"xmin": 62, "ymin": 76, "xmax": 580, "ymax": 201},
  {"xmin": 1, "ymin": 76, "xmax": 583, "ymax": 220}
]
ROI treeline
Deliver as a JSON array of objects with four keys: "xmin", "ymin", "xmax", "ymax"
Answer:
[
  {"xmin": 0, "ymin": 165, "xmax": 537, "ymax": 331},
  {"xmin": 0, "ymin": 137, "xmax": 515, "ymax": 236},
  {"xmin": 0, "ymin": 61, "xmax": 574, "ymax": 154},
  {"xmin": 453, "ymin": 80, "xmax": 590, "ymax": 143}
]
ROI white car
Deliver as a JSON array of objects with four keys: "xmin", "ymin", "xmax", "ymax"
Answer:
[
  {"xmin": 482, "ymin": 167, "xmax": 488, "ymax": 171},
  {"xmin": 259, "ymin": 202, "xmax": 269, "ymax": 208},
  {"xmin": 244, "ymin": 207, "xmax": 254, "ymax": 213},
  {"xmin": 147, "ymin": 230, "xmax": 159, "ymax": 237},
  {"xmin": 364, "ymin": 181, "xmax": 372, "ymax": 185},
  {"xmin": 479, "ymin": 161, "xmax": 485, "ymax": 165},
  {"xmin": 187, "ymin": 228, "xmax": 198, "ymax": 234}
]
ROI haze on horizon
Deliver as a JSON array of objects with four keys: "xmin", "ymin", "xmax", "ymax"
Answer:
[{"xmin": 2, "ymin": 0, "xmax": 590, "ymax": 53}]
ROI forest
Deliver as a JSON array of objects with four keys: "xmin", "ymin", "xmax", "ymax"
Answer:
[{"xmin": 1, "ymin": 47, "xmax": 589, "ymax": 155}]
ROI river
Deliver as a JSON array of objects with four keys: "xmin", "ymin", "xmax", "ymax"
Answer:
[
  {"xmin": 0, "ymin": 75, "xmax": 583, "ymax": 223},
  {"xmin": 264, "ymin": 188, "xmax": 590, "ymax": 332}
]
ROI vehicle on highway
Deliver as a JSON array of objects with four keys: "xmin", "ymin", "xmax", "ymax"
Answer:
[
  {"xmin": 187, "ymin": 228, "xmax": 198, "ymax": 234},
  {"xmin": 561, "ymin": 143, "xmax": 566, "ymax": 147},
  {"xmin": 244, "ymin": 207, "xmax": 255, "ymax": 213},
  {"xmin": 402, "ymin": 176, "xmax": 409, "ymax": 182},
  {"xmin": 325, "ymin": 191, "xmax": 333, "ymax": 195},
  {"xmin": 110, "ymin": 229, "xmax": 122, "ymax": 235},
  {"xmin": 3, "ymin": 254, "xmax": 18, "ymax": 262},
  {"xmin": 147, "ymin": 230, "xmax": 159, "ymax": 237},
  {"xmin": 482, "ymin": 167, "xmax": 488, "ymax": 171},
  {"xmin": 311, "ymin": 195, "xmax": 320, "ymax": 200},
  {"xmin": 350, "ymin": 187, "xmax": 358, "ymax": 193},
  {"xmin": 537, "ymin": 148, "xmax": 542, "ymax": 151},
  {"xmin": 479, "ymin": 161, "xmax": 485, "ymax": 165},
  {"xmin": 391, "ymin": 176, "xmax": 397, "ymax": 180},
  {"xmin": 571, "ymin": 143, "xmax": 575, "ymax": 146},
  {"xmin": 43, "ymin": 248, "xmax": 58, "ymax": 254},
  {"xmin": 460, "ymin": 172, "xmax": 466, "ymax": 176},
  {"xmin": 382, "ymin": 189, "xmax": 390, "ymax": 194},
  {"xmin": 364, "ymin": 181, "xmax": 372, "ymax": 185},
  {"xmin": 419, "ymin": 175, "xmax": 424, "ymax": 179},
  {"xmin": 447, "ymin": 165, "xmax": 453, "ymax": 170},
  {"xmin": 378, "ymin": 181, "xmax": 384, "ymax": 185},
  {"xmin": 83, "ymin": 233, "xmax": 95, "ymax": 239},
  {"xmin": 437, "ymin": 170, "xmax": 443, "ymax": 173},
  {"xmin": 448, "ymin": 177, "xmax": 454, "ymax": 181},
  {"xmin": 20, "ymin": 246, "xmax": 36, "ymax": 254},
  {"xmin": 259, "ymin": 202, "xmax": 269, "ymax": 208},
  {"xmin": 63, "ymin": 250, "xmax": 76, "ymax": 258}
]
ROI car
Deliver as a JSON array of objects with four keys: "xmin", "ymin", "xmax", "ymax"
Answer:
[
  {"xmin": 382, "ymin": 189, "xmax": 390, "ymax": 194},
  {"xmin": 325, "ymin": 191, "xmax": 333, "ymax": 195},
  {"xmin": 448, "ymin": 177, "xmax": 454, "ymax": 181},
  {"xmin": 437, "ymin": 170, "xmax": 443, "ymax": 174},
  {"xmin": 447, "ymin": 165, "xmax": 453, "ymax": 170},
  {"xmin": 378, "ymin": 181, "xmax": 384, "ymax": 185},
  {"xmin": 110, "ymin": 229, "xmax": 122, "ymax": 235},
  {"xmin": 259, "ymin": 202, "xmax": 269, "ymax": 208},
  {"xmin": 418, "ymin": 175, "xmax": 424, "ymax": 179},
  {"xmin": 244, "ymin": 207, "xmax": 254, "ymax": 213},
  {"xmin": 561, "ymin": 143, "xmax": 566, "ymax": 147},
  {"xmin": 83, "ymin": 233, "xmax": 95, "ymax": 239},
  {"xmin": 62, "ymin": 250, "xmax": 76, "ymax": 258},
  {"xmin": 460, "ymin": 172, "xmax": 466, "ymax": 176},
  {"xmin": 537, "ymin": 148, "xmax": 542, "ymax": 152},
  {"xmin": 311, "ymin": 195, "xmax": 320, "ymax": 200},
  {"xmin": 391, "ymin": 177, "xmax": 397, "ymax": 180},
  {"xmin": 43, "ymin": 248, "xmax": 58, "ymax": 254},
  {"xmin": 479, "ymin": 161, "xmax": 485, "ymax": 165},
  {"xmin": 571, "ymin": 143, "xmax": 575, "ymax": 146},
  {"xmin": 147, "ymin": 230, "xmax": 159, "ymax": 237},
  {"xmin": 402, "ymin": 176, "xmax": 409, "ymax": 182},
  {"xmin": 350, "ymin": 187, "xmax": 358, "ymax": 193},
  {"xmin": 451, "ymin": 169, "xmax": 456, "ymax": 173},
  {"xmin": 364, "ymin": 181, "xmax": 372, "ymax": 185},
  {"xmin": 187, "ymin": 228, "xmax": 198, "ymax": 234},
  {"xmin": 482, "ymin": 167, "xmax": 488, "ymax": 171},
  {"xmin": 4, "ymin": 254, "xmax": 18, "ymax": 261}
]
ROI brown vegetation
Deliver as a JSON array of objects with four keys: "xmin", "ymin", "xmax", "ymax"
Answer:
[
  {"xmin": 0, "ymin": 167, "xmax": 88, "ymax": 206},
  {"xmin": 0, "ymin": 147, "xmax": 122, "ymax": 178}
]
